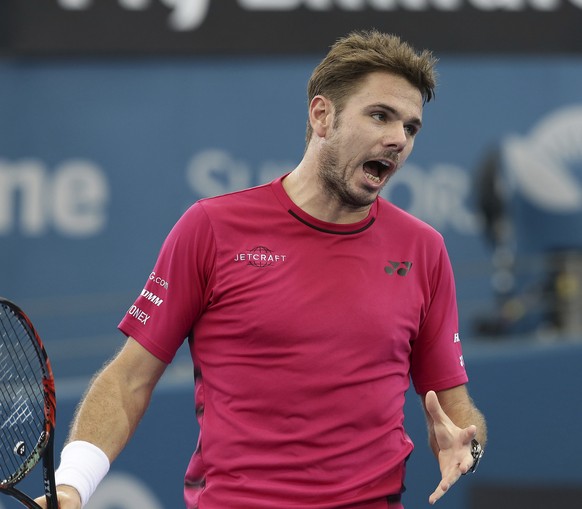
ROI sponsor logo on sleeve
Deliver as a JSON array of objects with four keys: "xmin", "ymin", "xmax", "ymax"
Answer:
[
  {"xmin": 149, "ymin": 272, "xmax": 169, "ymax": 290},
  {"xmin": 127, "ymin": 305, "xmax": 151, "ymax": 325},
  {"xmin": 140, "ymin": 288, "xmax": 164, "ymax": 307}
]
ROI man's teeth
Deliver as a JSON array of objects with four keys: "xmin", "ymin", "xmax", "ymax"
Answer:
[{"xmin": 364, "ymin": 171, "xmax": 381, "ymax": 183}]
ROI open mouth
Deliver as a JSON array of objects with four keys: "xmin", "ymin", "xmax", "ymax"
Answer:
[{"xmin": 363, "ymin": 159, "xmax": 395, "ymax": 184}]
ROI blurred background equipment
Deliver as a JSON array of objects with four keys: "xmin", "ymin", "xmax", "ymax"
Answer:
[{"xmin": 474, "ymin": 106, "xmax": 582, "ymax": 338}]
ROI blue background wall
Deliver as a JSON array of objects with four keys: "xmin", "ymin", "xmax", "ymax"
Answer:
[{"xmin": 1, "ymin": 56, "xmax": 582, "ymax": 508}]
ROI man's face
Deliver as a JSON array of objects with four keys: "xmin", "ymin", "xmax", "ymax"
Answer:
[{"xmin": 317, "ymin": 71, "xmax": 423, "ymax": 210}]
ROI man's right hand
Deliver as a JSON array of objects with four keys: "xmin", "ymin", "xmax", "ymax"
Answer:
[{"xmin": 34, "ymin": 484, "xmax": 82, "ymax": 509}]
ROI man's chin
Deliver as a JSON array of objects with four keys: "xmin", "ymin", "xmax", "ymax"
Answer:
[{"xmin": 344, "ymin": 188, "xmax": 380, "ymax": 209}]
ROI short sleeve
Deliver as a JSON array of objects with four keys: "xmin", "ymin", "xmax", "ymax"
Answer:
[
  {"xmin": 410, "ymin": 243, "xmax": 468, "ymax": 394},
  {"xmin": 118, "ymin": 202, "xmax": 216, "ymax": 363}
]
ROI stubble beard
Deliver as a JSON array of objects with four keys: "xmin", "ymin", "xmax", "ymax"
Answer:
[{"xmin": 317, "ymin": 141, "xmax": 381, "ymax": 210}]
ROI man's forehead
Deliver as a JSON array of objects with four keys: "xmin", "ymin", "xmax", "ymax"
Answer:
[{"xmin": 349, "ymin": 72, "xmax": 423, "ymax": 114}]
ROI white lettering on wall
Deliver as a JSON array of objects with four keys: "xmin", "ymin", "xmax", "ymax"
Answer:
[
  {"xmin": 186, "ymin": 149, "xmax": 293, "ymax": 198},
  {"xmin": 382, "ymin": 162, "xmax": 479, "ymax": 234},
  {"xmin": 185, "ymin": 149, "xmax": 478, "ymax": 235},
  {"xmin": 0, "ymin": 159, "xmax": 109, "ymax": 237},
  {"xmin": 54, "ymin": 0, "xmax": 582, "ymax": 35},
  {"xmin": 57, "ymin": 0, "xmax": 210, "ymax": 30},
  {"xmin": 503, "ymin": 105, "xmax": 582, "ymax": 212}
]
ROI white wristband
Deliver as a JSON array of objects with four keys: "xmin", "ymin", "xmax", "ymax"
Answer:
[{"xmin": 54, "ymin": 441, "xmax": 110, "ymax": 508}]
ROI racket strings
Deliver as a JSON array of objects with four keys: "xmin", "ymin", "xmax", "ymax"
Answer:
[{"xmin": 0, "ymin": 306, "xmax": 48, "ymax": 486}]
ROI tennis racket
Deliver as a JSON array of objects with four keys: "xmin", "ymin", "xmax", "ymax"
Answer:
[{"xmin": 0, "ymin": 297, "xmax": 58, "ymax": 509}]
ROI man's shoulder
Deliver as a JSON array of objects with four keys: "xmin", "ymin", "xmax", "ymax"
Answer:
[
  {"xmin": 182, "ymin": 181, "xmax": 280, "ymax": 230},
  {"xmin": 377, "ymin": 197, "xmax": 444, "ymax": 241},
  {"xmin": 198, "ymin": 181, "xmax": 275, "ymax": 211}
]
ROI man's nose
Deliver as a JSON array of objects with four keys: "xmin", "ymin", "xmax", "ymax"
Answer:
[{"xmin": 381, "ymin": 122, "xmax": 408, "ymax": 151}]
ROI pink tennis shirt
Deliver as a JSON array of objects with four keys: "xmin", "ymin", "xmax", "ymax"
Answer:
[{"xmin": 119, "ymin": 175, "xmax": 468, "ymax": 509}]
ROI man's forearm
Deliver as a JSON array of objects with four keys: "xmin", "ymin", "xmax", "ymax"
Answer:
[
  {"xmin": 66, "ymin": 340, "xmax": 166, "ymax": 461},
  {"xmin": 426, "ymin": 386, "xmax": 488, "ymax": 457},
  {"xmin": 67, "ymin": 369, "xmax": 145, "ymax": 460}
]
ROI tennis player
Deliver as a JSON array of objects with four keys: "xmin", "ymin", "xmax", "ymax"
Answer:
[{"xmin": 37, "ymin": 29, "xmax": 487, "ymax": 509}]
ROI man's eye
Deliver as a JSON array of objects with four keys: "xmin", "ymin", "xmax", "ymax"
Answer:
[
  {"xmin": 372, "ymin": 112, "xmax": 386, "ymax": 122},
  {"xmin": 405, "ymin": 125, "xmax": 419, "ymax": 136}
]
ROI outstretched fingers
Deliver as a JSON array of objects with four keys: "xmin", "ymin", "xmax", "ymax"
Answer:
[{"xmin": 425, "ymin": 390, "xmax": 479, "ymax": 504}]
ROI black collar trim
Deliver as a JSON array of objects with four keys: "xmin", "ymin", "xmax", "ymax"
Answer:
[{"xmin": 288, "ymin": 209, "xmax": 375, "ymax": 235}]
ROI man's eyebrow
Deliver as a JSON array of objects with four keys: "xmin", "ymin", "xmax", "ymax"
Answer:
[{"xmin": 370, "ymin": 103, "xmax": 423, "ymax": 129}]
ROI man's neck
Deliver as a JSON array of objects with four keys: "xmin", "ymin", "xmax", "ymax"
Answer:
[{"xmin": 282, "ymin": 163, "xmax": 372, "ymax": 224}]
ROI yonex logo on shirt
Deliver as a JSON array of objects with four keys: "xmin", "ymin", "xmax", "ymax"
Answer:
[
  {"xmin": 127, "ymin": 305, "xmax": 150, "ymax": 325},
  {"xmin": 384, "ymin": 261, "xmax": 413, "ymax": 276}
]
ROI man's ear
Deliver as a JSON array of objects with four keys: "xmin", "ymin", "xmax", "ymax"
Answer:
[{"xmin": 309, "ymin": 96, "xmax": 334, "ymax": 138}]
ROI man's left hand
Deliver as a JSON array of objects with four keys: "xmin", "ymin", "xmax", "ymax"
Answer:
[{"xmin": 424, "ymin": 390, "xmax": 477, "ymax": 505}]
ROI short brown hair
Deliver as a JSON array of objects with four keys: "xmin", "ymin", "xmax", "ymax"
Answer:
[{"xmin": 305, "ymin": 29, "xmax": 438, "ymax": 144}]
